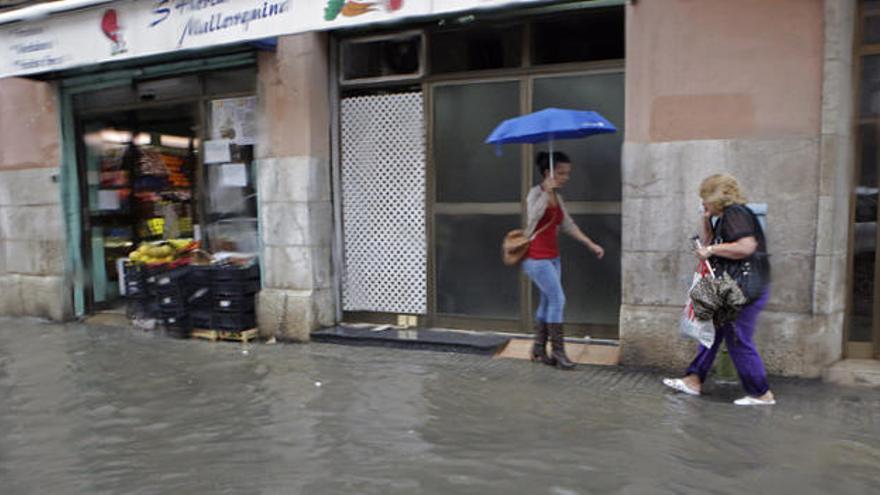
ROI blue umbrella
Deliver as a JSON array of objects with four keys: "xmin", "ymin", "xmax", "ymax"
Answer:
[{"xmin": 485, "ymin": 107, "xmax": 617, "ymax": 177}]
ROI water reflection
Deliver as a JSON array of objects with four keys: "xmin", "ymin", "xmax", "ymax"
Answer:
[{"xmin": 0, "ymin": 319, "xmax": 879, "ymax": 494}]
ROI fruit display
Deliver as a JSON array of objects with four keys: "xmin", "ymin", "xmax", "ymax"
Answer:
[{"xmin": 127, "ymin": 239, "xmax": 200, "ymax": 265}]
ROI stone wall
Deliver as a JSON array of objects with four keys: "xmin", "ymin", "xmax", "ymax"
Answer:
[
  {"xmin": 620, "ymin": 0, "xmax": 849, "ymax": 377},
  {"xmin": 255, "ymin": 33, "xmax": 335, "ymax": 341},
  {"xmin": 0, "ymin": 77, "xmax": 67, "ymax": 321}
]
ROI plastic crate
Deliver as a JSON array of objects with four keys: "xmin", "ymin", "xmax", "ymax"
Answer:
[
  {"xmin": 155, "ymin": 265, "xmax": 192, "ymax": 287},
  {"xmin": 213, "ymin": 279, "xmax": 261, "ymax": 295},
  {"xmin": 191, "ymin": 310, "xmax": 212, "ymax": 329},
  {"xmin": 189, "ymin": 265, "xmax": 214, "ymax": 286},
  {"xmin": 187, "ymin": 286, "xmax": 213, "ymax": 308},
  {"xmin": 212, "ymin": 263, "xmax": 260, "ymax": 281},
  {"xmin": 210, "ymin": 311, "xmax": 256, "ymax": 331},
  {"xmin": 213, "ymin": 293, "xmax": 256, "ymax": 313}
]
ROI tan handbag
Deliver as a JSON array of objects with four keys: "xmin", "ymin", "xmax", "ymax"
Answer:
[{"xmin": 501, "ymin": 209, "xmax": 558, "ymax": 266}]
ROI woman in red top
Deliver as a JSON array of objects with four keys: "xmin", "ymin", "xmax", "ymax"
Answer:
[{"xmin": 522, "ymin": 152, "xmax": 605, "ymax": 369}]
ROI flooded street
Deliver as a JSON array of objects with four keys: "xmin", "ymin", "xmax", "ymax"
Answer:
[{"xmin": 1, "ymin": 319, "xmax": 879, "ymax": 494}]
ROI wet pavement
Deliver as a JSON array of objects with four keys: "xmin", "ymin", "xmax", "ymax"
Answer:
[{"xmin": 1, "ymin": 318, "xmax": 879, "ymax": 495}]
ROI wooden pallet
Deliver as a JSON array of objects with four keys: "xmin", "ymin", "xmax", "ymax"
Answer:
[{"xmin": 191, "ymin": 328, "xmax": 259, "ymax": 343}]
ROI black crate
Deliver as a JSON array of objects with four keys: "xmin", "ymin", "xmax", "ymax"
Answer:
[
  {"xmin": 124, "ymin": 282, "xmax": 148, "ymax": 298},
  {"xmin": 210, "ymin": 311, "xmax": 256, "ymax": 331},
  {"xmin": 191, "ymin": 310, "xmax": 212, "ymax": 329},
  {"xmin": 212, "ymin": 263, "xmax": 260, "ymax": 281},
  {"xmin": 162, "ymin": 313, "xmax": 191, "ymax": 328},
  {"xmin": 159, "ymin": 305, "xmax": 188, "ymax": 319},
  {"xmin": 123, "ymin": 263, "xmax": 145, "ymax": 281},
  {"xmin": 187, "ymin": 286, "xmax": 213, "ymax": 308},
  {"xmin": 189, "ymin": 265, "xmax": 214, "ymax": 286},
  {"xmin": 163, "ymin": 315, "xmax": 192, "ymax": 339},
  {"xmin": 213, "ymin": 279, "xmax": 261, "ymax": 295},
  {"xmin": 213, "ymin": 293, "xmax": 256, "ymax": 313},
  {"xmin": 154, "ymin": 265, "xmax": 192, "ymax": 288},
  {"xmin": 157, "ymin": 292, "xmax": 187, "ymax": 311}
]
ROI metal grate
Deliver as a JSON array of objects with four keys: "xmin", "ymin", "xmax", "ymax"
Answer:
[{"xmin": 340, "ymin": 92, "xmax": 427, "ymax": 314}]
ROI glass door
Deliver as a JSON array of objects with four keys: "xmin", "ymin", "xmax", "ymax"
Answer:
[
  {"xmin": 849, "ymin": 2, "xmax": 880, "ymax": 358},
  {"xmin": 77, "ymin": 104, "xmax": 199, "ymax": 311},
  {"xmin": 429, "ymin": 71, "xmax": 624, "ymax": 336},
  {"xmin": 431, "ymin": 80, "xmax": 525, "ymax": 330},
  {"xmin": 531, "ymin": 72, "xmax": 624, "ymax": 338}
]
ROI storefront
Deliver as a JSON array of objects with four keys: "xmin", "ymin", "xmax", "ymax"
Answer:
[
  {"xmin": 1, "ymin": 0, "xmax": 874, "ymax": 379},
  {"xmin": 334, "ymin": 3, "xmax": 625, "ymax": 338},
  {"xmin": 64, "ymin": 52, "xmax": 259, "ymax": 314}
]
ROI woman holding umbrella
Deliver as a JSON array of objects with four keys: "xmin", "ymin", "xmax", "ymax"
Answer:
[
  {"xmin": 524, "ymin": 151, "xmax": 605, "ymax": 370},
  {"xmin": 486, "ymin": 108, "xmax": 616, "ymax": 369}
]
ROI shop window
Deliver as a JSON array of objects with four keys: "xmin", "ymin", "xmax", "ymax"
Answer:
[
  {"xmin": 532, "ymin": 8, "xmax": 624, "ymax": 65},
  {"xmin": 429, "ymin": 24, "xmax": 523, "ymax": 74},
  {"xmin": 341, "ymin": 32, "xmax": 424, "ymax": 82}
]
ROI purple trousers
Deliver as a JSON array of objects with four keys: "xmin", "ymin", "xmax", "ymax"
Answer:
[{"xmin": 685, "ymin": 289, "xmax": 771, "ymax": 396}]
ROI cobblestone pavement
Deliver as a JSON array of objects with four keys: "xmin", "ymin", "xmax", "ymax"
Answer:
[{"xmin": 1, "ymin": 318, "xmax": 879, "ymax": 494}]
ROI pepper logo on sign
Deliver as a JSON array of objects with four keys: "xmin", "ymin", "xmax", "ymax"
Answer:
[
  {"xmin": 324, "ymin": 0, "xmax": 403, "ymax": 21},
  {"xmin": 101, "ymin": 9, "xmax": 127, "ymax": 55}
]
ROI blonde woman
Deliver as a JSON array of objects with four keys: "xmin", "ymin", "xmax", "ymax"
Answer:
[{"xmin": 663, "ymin": 174, "xmax": 775, "ymax": 405}]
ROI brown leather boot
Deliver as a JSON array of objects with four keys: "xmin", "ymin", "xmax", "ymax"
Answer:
[
  {"xmin": 530, "ymin": 322, "xmax": 556, "ymax": 365},
  {"xmin": 547, "ymin": 323, "xmax": 576, "ymax": 370}
]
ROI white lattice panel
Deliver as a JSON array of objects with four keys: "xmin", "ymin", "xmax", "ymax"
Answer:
[{"xmin": 341, "ymin": 92, "xmax": 427, "ymax": 314}]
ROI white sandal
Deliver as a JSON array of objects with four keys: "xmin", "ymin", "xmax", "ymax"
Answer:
[
  {"xmin": 733, "ymin": 395, "xmax": 776, "ymax": 406},
  {"xmin": 662, "ymin": 378, "xmax": 700, "ymax": 396}
]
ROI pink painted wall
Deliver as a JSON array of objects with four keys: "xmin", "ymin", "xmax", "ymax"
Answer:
[
  {"xmin": 626, "ymin": 0, "xmax": 824, "ymax": 143},
  {"xmin": 257, "ymin": 33, "xmax": 330, "ymax": 161},
  {"xmin": 0, "ymin": 77, "xmax": 60, "ymax": 170}
]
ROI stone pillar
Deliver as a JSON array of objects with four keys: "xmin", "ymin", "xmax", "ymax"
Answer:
[
  {"xmin": 620, "ymin": 0, "xmax": 834, "ymax": 377},
  {"xmin": 0, "ymin": 77, "xmax": 67, "ymax": 321},
  {"xmin": 255, "ymin": 33, "xmax": 335, "ymax": 341},
  {"xmin": 813, "ymin": 0, "xmax": 857, "ymax": 364}
]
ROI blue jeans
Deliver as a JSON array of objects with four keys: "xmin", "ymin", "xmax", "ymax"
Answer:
[{"xmin": 522, "ymin": 257, "xmax": 565, "ymax": 324}]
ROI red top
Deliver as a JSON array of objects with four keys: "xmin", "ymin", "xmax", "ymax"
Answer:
[{"xmin": 527, "ymin": 204, "xmax": 562, "ymax": 259}]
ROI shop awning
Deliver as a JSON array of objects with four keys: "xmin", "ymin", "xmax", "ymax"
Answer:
[{"xmin": 0, "ymin": 0, "xmax": 624, "ymax": 79}]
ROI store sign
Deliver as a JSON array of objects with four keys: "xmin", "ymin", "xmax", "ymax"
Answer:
[{"xmin": 0, "ymin": 0, "xmax": 557, "ymax": 78}]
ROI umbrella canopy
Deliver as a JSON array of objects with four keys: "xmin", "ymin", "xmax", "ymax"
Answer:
[{"xmin": 485, "ymin": 107, "xmax": 617, "ymax": 145}]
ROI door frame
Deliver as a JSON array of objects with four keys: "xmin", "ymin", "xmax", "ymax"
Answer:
[
  {"xmin": 423, "ymin": 65, "xmax": 624, "ymax": 338},
  {"xmin": 58, "ymin": 51, "xmax": 258, "ymax": 316},
  {"xmin": 845, "ymin": 1, "xmax": 880, "ymax": 359}
]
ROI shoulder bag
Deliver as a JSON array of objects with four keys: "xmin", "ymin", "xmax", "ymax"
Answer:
[{"xmin": 501, "ymin": 208, "xmax": 558, "ymax": 266}]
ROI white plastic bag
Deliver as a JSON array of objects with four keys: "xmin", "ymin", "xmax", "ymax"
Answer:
[{"xmin": 679, "ymin": 268, "xmax": 716, "ymax": 348}]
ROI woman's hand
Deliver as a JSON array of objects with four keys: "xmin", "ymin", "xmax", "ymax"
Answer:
[
  {"xmin": 695, "ymin": 246, "xmax": 712, "ymax": 261},
  {"xmin": 541, "ymin": 175, "xmax": 559, "ymax": 192},
  {"xmin": 590, "ymin": 243, "xmax": 605, "ymax": 259}
]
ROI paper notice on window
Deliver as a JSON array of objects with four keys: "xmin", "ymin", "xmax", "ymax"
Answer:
[
  {"xmin": 212, "ymin": 97, "xmax": 257, "ymax": 146},
  {"xmin": 220, "ymin": 163, "xmax": 248, "ymax": 187},
  {"xmin": 204, "ymin": 139, "xmax": 232, "ymax": 164},
  {"xmin": 98, "ymin": 190, "xmax": 120, "ymax": 210}
]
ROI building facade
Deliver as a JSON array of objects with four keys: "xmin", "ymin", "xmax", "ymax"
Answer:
[{"xmin": 0, "ymin": 0, "xmax": 875, "ymax": 378}]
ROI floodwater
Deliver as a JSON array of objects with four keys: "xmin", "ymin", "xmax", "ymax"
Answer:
[{"xmin": 1, "ymin": 319, "xmax": 879, "ymax": 495}]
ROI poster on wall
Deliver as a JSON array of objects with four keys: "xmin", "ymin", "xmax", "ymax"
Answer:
[{"xmin": 211, "ymin": 97, "xmax": 258, "ymax": 146}]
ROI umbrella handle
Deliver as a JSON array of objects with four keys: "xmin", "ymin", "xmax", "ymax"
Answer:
[{"xmin": 549, "ymin": 139, "xmax": 554, "ymax": 179}]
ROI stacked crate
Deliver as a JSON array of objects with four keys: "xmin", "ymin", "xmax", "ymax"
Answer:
[
  {"xmin": 188, "ymin": 265, "xmax": 214, "ymax": 329},
  {"xmin": 210, "ymin": 264, "xmax": 260, "ymax": 332},
  {"xmin": 124, "ymin": 263, "xmax": 157, "ymax": 319},
  {"xmin": 154, "ymin": 265, "xmax": 194, "ymax": 337},
  {"xmin": 123, "ymin": 262, "xmax": 260, "ymax": 337}
]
